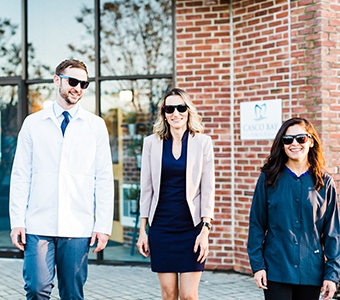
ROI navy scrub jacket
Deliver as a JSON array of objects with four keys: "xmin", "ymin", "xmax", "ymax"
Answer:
[{"xmin": 247, "ymin": 168, "xmax": 340, "ymax": 286}]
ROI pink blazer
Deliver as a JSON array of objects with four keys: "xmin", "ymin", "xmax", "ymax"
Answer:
[{"xmin": 139, "ymin": 132, "xmax": 215, "ymax": 227}]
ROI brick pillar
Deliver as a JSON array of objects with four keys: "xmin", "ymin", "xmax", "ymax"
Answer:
[
  {"xmin": 291, "ymin": 0, "xmax": 340, "ymax": 188},
  {"xmin": 176, "ymin": 0, "xmax": 232, "ymax": 271},
  {"xmin": 175, "ymin": 0, "xmax": 340, "ymax": 273}
]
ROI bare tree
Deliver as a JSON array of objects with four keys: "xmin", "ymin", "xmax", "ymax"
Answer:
[
  {"xmin": 0, "ymin": 17, "xmax": 53, "ymax": 170},
  {"xmin": 70, "ymin": 0, "xmax": 172, "ymax": 75},
  {"xmin": 68, "ymin": 0, "xmax": 172, "ymax": 121}
]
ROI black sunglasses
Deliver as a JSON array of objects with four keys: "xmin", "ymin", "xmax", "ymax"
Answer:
[
  {"xmin": 58, "ymin": 74, "xmax": 90, "ymax": 89},
  {"xmin": 163, "ymin": 104, "xmax": 188, "ymax": 114},
  {"xmin": 282, "ymin": 133, "xmax": 312, "ymax": 145}
]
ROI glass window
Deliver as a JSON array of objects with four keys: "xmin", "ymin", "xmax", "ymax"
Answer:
[
  {"xmin": 28, "ymin": 83, "xmax": 56, "ymax": 114},
  {"xmin": 27, "ymin": 0, "xmax": 95, "ymax": 79},
  {"xmin": 0, "ymin": 85, "xmax": 19, "ymax": 247},
  {"xmin": 101, "ymin": 78, "xmax": 172, "ymax": 226},
  {"xmin": 0, "ymin": 0, "xmax": 173, "ymax": 262},
  {"xmin": 99, "ymin": 0, "xmax": 173, "ymax": 76},
  {"xmin": 0, "ymin": 0, "xmax": 21, "ymax": 77},
  {"xmin": 28, "ymin": 83, "xmax": 96, "ymax": 114}
]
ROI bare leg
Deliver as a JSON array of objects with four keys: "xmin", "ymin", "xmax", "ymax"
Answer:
[
  {"xmin": 158, "ymin": 273, "xmax": 179, "ymax": 300},
  {"xmin": 179, "ymin": 272, "xmax": 202, "ymax": 300}
]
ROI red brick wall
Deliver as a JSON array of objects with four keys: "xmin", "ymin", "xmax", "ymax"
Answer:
[
  {"xmin": 175, "ymin": 0, "xmax": 340, "ymax": 274},
  {"xmin": 176, "ymin": 0, "xmax": 233, "ymax": 271},
  {"xmin": 290, "ymin": 0, "xmax": 340, "ymax": 186}
]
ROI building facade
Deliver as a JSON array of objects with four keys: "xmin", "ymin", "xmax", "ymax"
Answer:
[
  {"xmin": 175, "ymin": 0, "xmax": 340, "ymax": 274},
  {"xmin": 0, "ymin": 0, "xmax": 339, "ymax": 274}
]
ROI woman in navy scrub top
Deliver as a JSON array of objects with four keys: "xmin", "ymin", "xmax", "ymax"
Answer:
[
  {"xmin": 137, "ymin": 88, "xmax": 215, "ymax": 300},
  {"xmin": 247, "ymin": 117, "xmax": 340, "ymax": 300}
]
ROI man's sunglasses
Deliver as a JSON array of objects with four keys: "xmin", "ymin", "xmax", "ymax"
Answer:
[
  {"xmin": 163, "ymin": 104, "xmax": 188, "ymax": 114},
  {"xmin": 282, "ymin": 133, "xmax": 312, "ymax": 145},
  {"xmin": 58, "ymin": 74, "xmax": 90, "ymax": 89}
]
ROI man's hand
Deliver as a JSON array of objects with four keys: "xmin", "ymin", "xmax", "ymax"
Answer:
[
  {"xmin": 10, "ymin": 227, "xmax": 26, "ymax": 251},
  {"xmin": 90, "ymin": 232, "xmax": 109, "ymax": 253}
]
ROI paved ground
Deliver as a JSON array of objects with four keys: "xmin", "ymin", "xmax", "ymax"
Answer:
[{"xmin": 0, "ymin": 258, "xmax": 265, "ymax": 299}]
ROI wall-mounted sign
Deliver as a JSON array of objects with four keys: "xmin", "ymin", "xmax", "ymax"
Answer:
[{"xmin": 240, "ymin": 100, "xmax": 282, "ymax": 140}]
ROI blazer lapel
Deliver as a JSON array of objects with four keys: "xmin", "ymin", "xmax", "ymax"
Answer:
[
  {"xmin": 186, "ymin": 133, "xmax": 195, "ymax": 200},
  {"xmin": 152, "ymin": 136, "xmax": 163, "ymax": 201}
]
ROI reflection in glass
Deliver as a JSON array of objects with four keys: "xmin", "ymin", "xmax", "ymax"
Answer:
[
  {"xmin": 101, "ymin": 78, "xmax": 172, "ymax": 224},
  {"xmin": 28, "ymin": 83, "xmax": 55, "ymax": 114},
  {"xmin": 100, "ymin": 78, "xmax": 171, "ymax": 260},
  {"xmin": 28, "ymin": 0, "xmax": 94, "ymax": 79},
  {"xmin": 28, "ymin": 83, "xmax": 96, "ymax": 115},
  {"xmin": 0, "ymin": 85, "xmax": 18, "ymax": 165},
  {"xmin": 0, "ymin": 0, "xmax": 21, "ymax": 76},
  {"xmin": 101, "ymin": 78, "xmax": 172, "ymax": 130},
  {"xmin": 0, "ymin": 0, "xmax": 173, "ymax": 261},
  {"xmin": 68, "ymin": 0, "xmax": 173, "ymax": 76},
  {"xmin": 0, "ymin": 85, "xmax": 18, "ymax": 246}
]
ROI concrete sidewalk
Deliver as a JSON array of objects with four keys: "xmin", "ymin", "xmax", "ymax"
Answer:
[{"xmin": 0, "ymin": 258, "xmax": 265, "ymax": 299}]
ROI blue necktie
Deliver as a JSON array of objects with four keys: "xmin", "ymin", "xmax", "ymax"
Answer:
[{"xmin": 61, "ymin": 111, "xmax": 70, "ymax": 136}]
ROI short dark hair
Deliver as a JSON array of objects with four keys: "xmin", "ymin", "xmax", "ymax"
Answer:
[{"xmin": 55, "ymin": 59, "xmax": 88, "ymax": 78}]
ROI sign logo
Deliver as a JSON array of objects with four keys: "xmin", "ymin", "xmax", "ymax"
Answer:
[
  {"xmin": 240, "ymin": 100, "xmax": 282, "ymax": 140},
  {"xmin": 254, "ymin": 103, "xmax": 267, "ymax": 120}
]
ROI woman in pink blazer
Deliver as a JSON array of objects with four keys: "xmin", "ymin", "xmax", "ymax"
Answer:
[{"xmin": 137, "ymin": 88, "xmax": 215, "ymax": 300}]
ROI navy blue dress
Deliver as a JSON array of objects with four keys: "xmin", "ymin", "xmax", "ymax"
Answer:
[{"xmin": 148, "ymin": 131, "xmax": 204, "ymax": 272}]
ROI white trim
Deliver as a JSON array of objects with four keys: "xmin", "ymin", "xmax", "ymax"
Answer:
[
  {"xmin": 288, "ymin": 0, "xmax": 292, "ymax": 118},
  {"xmin": 229, "ymin": 0, "xmax": 236, "ymax": 264},
  {"xmin": 120, "ymin": 183, "xmax": 139, "ymax": 227}
]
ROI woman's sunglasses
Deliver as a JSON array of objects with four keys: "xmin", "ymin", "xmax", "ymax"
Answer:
[
  {"xmin": 58, "ymin": 74, "xmax": 90, "ymax": 89},
  {"xmin": 282, "ymin": 133, "xmax": 312, "ymax": 145},
  {"xmin": 163, "ymin": 104, "xmax": 188, "ymax": 114}
]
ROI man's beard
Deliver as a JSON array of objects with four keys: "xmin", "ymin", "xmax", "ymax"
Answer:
[{"xmin": 59, "ymin": 88, "xmax": 82, "ymax": 105}]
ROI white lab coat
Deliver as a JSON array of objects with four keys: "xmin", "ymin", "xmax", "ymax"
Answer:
[{"xmin": 9, "ymin": 103, "xmax": 114, "ymax": 237}]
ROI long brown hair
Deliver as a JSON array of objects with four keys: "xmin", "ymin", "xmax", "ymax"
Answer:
[{"xmin": 262, "ymin": 117, "xmax": 326, "ymax": 190}]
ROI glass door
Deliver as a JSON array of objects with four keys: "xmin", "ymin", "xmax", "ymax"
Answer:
[{"xmin": 0, "ymin": 83, "xmax": 21, "ymax": 257}]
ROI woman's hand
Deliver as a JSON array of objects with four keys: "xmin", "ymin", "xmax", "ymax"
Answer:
[
  {"xmin": 321, "ymin": 280, "xmax": 337, "ymax": 300},
  {"xmin": 136, "ymin": 230, "xmax": 150, "ymax": 258},
  {"xmin": 254, "ymin": 270, "xmax": 268, "ymax": 289},
  {"xmin": 194, "ymin": 226, "xmax": 210, "ymax": 263}
]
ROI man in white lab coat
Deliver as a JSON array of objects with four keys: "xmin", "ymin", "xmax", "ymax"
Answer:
[{"xmin": 9, "ymin": 59, "xmax": 114, "ymax": 299}]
